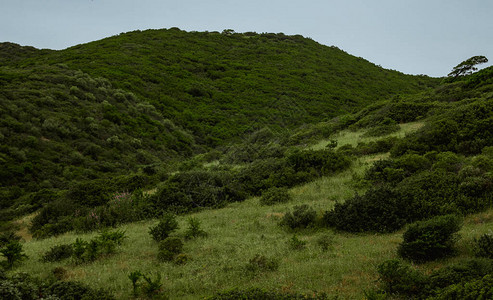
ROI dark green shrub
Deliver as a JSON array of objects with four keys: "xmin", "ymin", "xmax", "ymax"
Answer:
[
  {"xmin": 149, "ymin": 213, "xmax": 179, "ymax": 242},
  {"xmin": 428, "ymin": 258, "xmax": 493, "ymax": 290},
  {"xmin": 184, "ymin": 217, "xmax": 207, "ymax": 239},
  {"xmin": 431, "ymin": 274, "xmax": 493, "ymax": 300},
  {"xmin": 66, "ymin": 179, "xmax": 112, "ymax": 207},
  {"xmin": 398, "ymin": 214, "xmax": 462, "ymax": 263},
  {"xmin": 473, "ymin": 232, "xmax": 493, "ymax": 259},
  {"xmin": 280, "ymin": 205, "xmax": 317, "ymax": 230},
  {"xmin": 0, "ymin": 240, "xmax": 27, "ymax": 269},
  {"xmin": 152, "ymin": 170, "xmax": 247, "ymax": 213},
  {"xmin": 376, "ymin": 259, "xmax": 428, "ymax": 297},
  {"xmin": 324, "ymin": 186, "xmax": 408, "ymax": 233},
  {"xmin": 259, "ymin": 187, "xmax": 291, "ymax": 206},
  {"xmin": 245, "ymin": 254, "xmax": 279, "ymax": 273},
  {"xmin": 157, "ymin": 237, "xmax": 184, "ymax": 262},
  {"xmin": 41, "ymin": 244, "xmax": 73, "ymax": 262}
]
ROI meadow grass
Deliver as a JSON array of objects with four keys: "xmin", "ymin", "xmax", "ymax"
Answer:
[
  {"xmin": 14, "ymin": 121, "xmax": 493, "ymax": 299},
  {"xmin": 310, "ymin": 121, "xmax": 424, "ymax": 151}
]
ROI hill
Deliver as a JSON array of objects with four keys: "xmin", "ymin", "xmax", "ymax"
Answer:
[{"xmin": 0, "ymin": 29, "xmax": 438, "ymax": 228}]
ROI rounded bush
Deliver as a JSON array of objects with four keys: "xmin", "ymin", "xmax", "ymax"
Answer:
[
  {"xmin": 259, "ymin": 187, "xmax": 291, "ymax": 206},
  {"xmin": 398, "ymin": 214, "xmax": 462, "ymax": 263},
  {"xmin": 280, "ymin": 205, "xmax": 317, "ymax": 230}
]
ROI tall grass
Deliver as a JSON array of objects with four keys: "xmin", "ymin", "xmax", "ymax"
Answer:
[{"xmin": 14, "ymin": 121, "xmax": 493, "ymax": 299}]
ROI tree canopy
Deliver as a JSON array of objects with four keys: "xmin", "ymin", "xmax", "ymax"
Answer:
[{"xmin": 448, "ymin": 55, "xmax": 488, "ymax": 78}]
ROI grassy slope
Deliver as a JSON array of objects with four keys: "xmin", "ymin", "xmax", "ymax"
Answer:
[{"xmin": 15, "ymin": 123, "xmax": 493, "ymax": 299}]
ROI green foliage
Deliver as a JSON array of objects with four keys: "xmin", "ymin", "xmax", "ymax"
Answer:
[
  {"xmin": 128, "ymin": 270, "xmax": 142, "ymax": 297},
  {"xmin": 324, "ymin": 186, "xmax": 408, "ymax": 233},
  {"xmin": 41, "ymin": 244, "xmax": 73, "ymax": 262},
  {"xmin": 157, "ymin": 237, "xmax": 184, "ymax": 262},
  {"xmin": 141, "ymin": 273, "xmax": 163, "ymax": 298},
  {"xmin": 152, "ymin": 170, "xmax": 246, "ymax": 213},
  {"xmin": 376, "ymin": 259, "xmax": 428, "ymax": 297},
  {"xmin": 0, "ymin": 240, "xmax": 27, "ymax": 269},
  {"xmin": 259, "ymin": 187, "xmax": 291, "ymax": 206},
  {"xmin": 184, "ymin": 217, "xmax": 208, "ymax": 240},
  {"xmin": 280, "ymin": 205, "xmax": 317, "ymax": 230},
  {"xmin": 398, "ymin": 214, "xmax": 462, "ymax": 263},
  {"xmin": 0, "ymin": 271, "xmax": 115, "ymax": 300},
  {"xmin": 448, "ymin": 55, "xmax": 488, "ymax": 78},
  {"xmin": 149, "ymin": 214, "xmax": 179, "ymax": 242},
  {"xmin": 287, "ymin": 235, "xmax": 306, "ymax": 250},
  {"xmin": 473, "ymin": 231, "xmax": 493, "ymax": 259},
  {"xmin": 374, "ymin": 258, "xmax": 493, "ymax": 299}
]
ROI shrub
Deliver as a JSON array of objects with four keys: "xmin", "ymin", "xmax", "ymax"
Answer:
[
  {"xmin": 287, "ymin": 235, "xmax": 306, "ymax": 250},
  {"xmin": 259, "ymin": 187, "xmax": 291, "ymax": 206},
  {"xmin": 377, "ymin": 259, "xmax": 428, "ymax": 297},
  {"xmin": 184, "ymin": 217, "xmax": 207, "ymax": 239},
  {"xmin": 41, "ymin": 244, "xmax": 73, "ymax": 262},
  {"xmin": 0, "ymin": 240, "xmax": 27, "ymax": 269},
  {"xmin": 398, "ymin": 214, "xmax": 462, "ymax": 263},
  {"xmin": 157, "ymin": 237, "xmax": 183, "ymax": 262},
  {"xmin": 324, "ymin": 186, "xmax": 408, "ymax": 233},
  {"xmin": 152, "ymin": 170, "xmax": 247, "ymax": 213},
  {"xmin": 432, "ymin": 274, "xmax": 493, "ymax": 300},
  {"xmin": 141, "ymin": 273, "xmax": 163, "ymax": 298},
  {"xmin": 149, "ymin": 213, "xmax": 179, "ymax": 242},
  {"xmin": 280, "ymin": 205, "xmax": 317, "ymax": 230},
  {"xmin": 473, "ymin": 231, "xmax": 493, "ymax": 259}
]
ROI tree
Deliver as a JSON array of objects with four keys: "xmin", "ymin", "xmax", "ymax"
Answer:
[{"xmin": 448, "ymin": 56, "xmax": 488, "ymax": 78}]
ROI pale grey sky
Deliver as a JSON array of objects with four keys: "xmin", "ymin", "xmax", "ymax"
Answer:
[{"xmin": 1, "ymin": 0, "xmax": 492, "ymax": 77}]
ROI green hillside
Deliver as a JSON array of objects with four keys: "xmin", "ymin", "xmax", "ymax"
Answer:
[
  {"xmin": 0, "ymin": 29, "xmax": 438, "ymax": 230},
  {"xmin": 5, "ymin": 29, "xmax": 493, "ymax": 300},
  {"xmin": 6, "ymin": 28, "xmax": 437, "ymax": 146}
]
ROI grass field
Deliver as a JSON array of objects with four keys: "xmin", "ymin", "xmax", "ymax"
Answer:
[{"xmin": 13, "ymin": 122, "xmax": 493, "ymax": 299}]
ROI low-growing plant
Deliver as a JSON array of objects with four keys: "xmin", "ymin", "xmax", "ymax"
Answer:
[
  {"xmin": 398, "ymin": 214, "xmax": 462, "ymax": 263},
  {"xmin": 157, "ymin": 237, "xmax": 184, "ymax": 262},
  {"xmin": 141, "ymin": 272, "xmax": 163, "ymax": 298},
  {"xmin": 316, "ymin": 233, "xmax": 335, "ymax": 252},
  {"xmin": 280, "ymin": 204, "xmax": 317, "ymax": 230},
  {"xmin": 287, "ymin": 235, "xmax": 306, "ymax": 250},
  {"xmin": 184, "ymin": 217, "xmax": 207, "ymax": 239},
  {"xmin": 128, "ymin": 270, "xmax": 142, "ymax": 297},
  {"xmin": 259, "ymin": 187, "xmax": 291, "ymax": 206},
  {"xmin": 41, "ymin": 244, "xmax": 73, "ymax": 262},
  {"xmin": 149, "ymin": 213, "xmax": 179, "ymax": 242},
  {"xmin": 473, "ymin": 231, "xmax": 493, "ymax": 259}
]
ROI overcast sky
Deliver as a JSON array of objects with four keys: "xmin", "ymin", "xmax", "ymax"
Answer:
[{"xmin": 1, "ymin": 0, "xmax": 492, "ymax": 77}]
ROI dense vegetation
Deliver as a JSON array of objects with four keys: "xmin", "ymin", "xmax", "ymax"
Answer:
[
  {"xmin": 0, "ymin": 29, "xmax": 438, "ymax": 232},
  {"xmin": 2, "ymin": 28, "xmax": 493, "ymax": 299}
]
